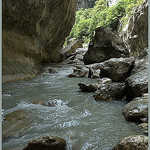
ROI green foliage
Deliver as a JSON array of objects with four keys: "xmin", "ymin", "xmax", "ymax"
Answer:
[{"xmin": 65, "ymin": 0, "xmax": 144, "ymax": 45}]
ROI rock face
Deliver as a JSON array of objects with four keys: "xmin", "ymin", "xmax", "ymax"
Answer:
[
  {"xmin": 125, "ymin": 50, "xmax": 148, "ymax": 100},
  {"xmin": 112, "ymin": 135, "xmax": 148, "ymax": 150},
  {"xmin": 2, "ymin": 0, "xmax": 77, "ymax": 82},
  {"xmin": 68, "ymin": 65, "xmax": 89, "ymax": 78},
  {"xmin": 94, "ymin": 82, "xmax": 125, "ymax": 101},
  {"xmin": 77, "ymin": 0, "xmax": 97, "ymax": 9},
  {"xmin": 23, "ymin": 136, "xmax": 66, "ymax": 150},
  {"xmin": 121, "ymin": 0, "xmax": 148, "ymax": 56},
  {"xmin": 83, "ymin": 27, "xmax": 129, "ymax": 65},
  {"xmin": 122, "ymin": 97, "xmax": 148, "ymax": 122},
  {"xmin": 94, "ymin": 57, "xmax": 135, "ymax": 82},
  {"xmin": 3, "ymin": 110, "xmax": 32, "ymax": 141}
]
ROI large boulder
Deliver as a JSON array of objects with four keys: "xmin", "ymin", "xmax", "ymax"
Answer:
[
  {"xmin": 112, "ymin": 135, "xmax": 148, "ymax": 150},
  {"xmin": 88, "ymin": 57, "xmax": 135, "ymax": 82},
  {"xmin": 122, "ymin": 97, "xmax": 148, "ymax": 123},
  {"xmin": 125, "ymin": 51, "xmax": 148, "ymax": 100},
  {"xmin": 2, "ymin": 0, "xmax": 77, "ymax": 82},
  {"xmin": 94, "ymin": 82, "xmax": 125, "ymax": 101},
  {"xmin": 23, "ymin": 136, "xmax": 66, "ymax": 150},
  {"xmin": 121, "ymin": 0, "xmax": 148, "ymax": 57},
  {"xmin": 83, "ymin": 27, "xmax": 129, "ymax": 65}
]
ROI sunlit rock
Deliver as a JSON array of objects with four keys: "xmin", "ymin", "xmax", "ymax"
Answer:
[{"xmin": 112, "ymin": 135, "xmax": 148, "ymax": 150}]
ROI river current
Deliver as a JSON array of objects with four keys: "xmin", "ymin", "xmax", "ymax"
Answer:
[{"xmin": 2, "ymin": 65, "xmax": 141, "ymax": 150}]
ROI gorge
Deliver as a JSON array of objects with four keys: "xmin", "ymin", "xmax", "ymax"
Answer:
[{"xmin": 2, "ymin": 0, "xmax": 148, "ymax": 150}]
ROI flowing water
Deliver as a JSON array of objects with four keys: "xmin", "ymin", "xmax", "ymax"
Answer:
[{"xmin": 2, "ymin": 65, "xmax": 141, "ymax": 150}]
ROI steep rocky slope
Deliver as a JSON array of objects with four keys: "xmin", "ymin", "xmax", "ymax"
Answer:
[
  {"xmin": 2, "ymin": 0, "xmax": 77, "ymax": 82},
  {"xmin": 77, "ymin": 0, "xmax": 97, "ymax": 9},
  {"xmin": 121, "ymin": 0, "xmax": 148, "ymax": 56}
]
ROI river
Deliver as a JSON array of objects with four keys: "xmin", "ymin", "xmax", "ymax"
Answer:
[{"xmin": 2, "ymin": 64, "xmax": 141, "ymax": 150}]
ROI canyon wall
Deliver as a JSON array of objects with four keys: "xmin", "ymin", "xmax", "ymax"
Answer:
[
  {"xmin": 2, "ymin": 0, "xmax": 77, "ymax": 82},
  {"xmin": 121, "ymin": 0, "xmax": 148, "ymax": 56}
]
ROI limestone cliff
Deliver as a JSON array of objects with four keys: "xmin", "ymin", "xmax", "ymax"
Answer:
[
  {"xmin": 121, "ymin": 0, "xmax": 148, "ymax": 56},
  {"xmin": 3, "ymin": 0, "xmax": 77, "ymax": 82}
]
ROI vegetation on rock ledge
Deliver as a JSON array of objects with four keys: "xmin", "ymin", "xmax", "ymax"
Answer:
[{"xmin": 65, "ymin": 0, "xmax": 144, "ymax": 45}]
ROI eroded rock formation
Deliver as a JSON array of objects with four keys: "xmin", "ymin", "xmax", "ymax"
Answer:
[
  {"xmin": 121, "ymin": 0, "xmax": 148, "ymax": 56},
  {"xmin": 83, "ymin": 27, "xmax": 129, "ymax": 65},
  {"xmin": 3, "ymin": 0, "xmax": 77, "ymax": 82}
]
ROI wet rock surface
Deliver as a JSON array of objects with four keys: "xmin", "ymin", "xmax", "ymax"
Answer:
[
  {"xmin": 23, "ymin": 136, "xmax": 66, "ymax": 150},
  {"xmin": 83, "ymin": 27, "xmax": 129, "ymax": 65},
  {"xmin": 112, "ymin": 135, "xmax": 148, "ymax": 150},
  {"xmin": 94, "ymin": 82, "xmax": 125, "ymax": 101},
  {"xmin": 3, "ymin": 110, "xmax": 32, "ymax": 141},
  {"xmin": 122, "ymin": 97, "xmax": 148, "ymax": 122},
  {"xmin": 68, "ymin": 65, "xmax": 89, "ymax": 78},
  {"xmin": 95, "ymin": 57, "xmax": 135, "ymax": 82}
]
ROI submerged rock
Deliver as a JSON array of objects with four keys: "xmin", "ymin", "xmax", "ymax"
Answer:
[
  {"xmin": 122, "ymin": 97, "xmax": 148, "ymax": 122},
  {"xmin": 32, "ymin": 99, "xmax": 64, "ymax": 107},
  {"xmin": 112, "ymin": 135, "xmax": 148, "ymax": 150},
  {"xmin": 3, "ymin": 110, "xmax": 32, "ymax": 141},
  {"xmin": 83, "ymin": 27, "xmax": 129, "ymax": 65},
  {"xmin": 23, "ymin": 136, "xmax": 66, "ymax": 150},
  {"xmin": 94, "ymin": 82, "xmax": 125, "ymax": 101}
]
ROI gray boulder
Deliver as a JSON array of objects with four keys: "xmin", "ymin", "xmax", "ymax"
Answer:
[
  {"xmin": 3, "ymin": 110, "xmax": 32, "ymax": 141},
  {"xmin": 122, "ymin": 97, "xmax": 148, "ymax": 122},
  {"xmin": 98, "ymin": 57, "xmax": 135, "ymax": 82},
  {"xmin": 125, "ymin": 53, "xmax": 148, "ymax": 100},
  {"xmin": 94, "ymin": 82, "xmax": 125, "ymax": 101},
  {"xmin": 112, "ymin": 135, "xmax": 148, "ymax": 150},
  {"xmin": 83, "ymin": 27, "xmax": 129, "ymax": 65}
]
